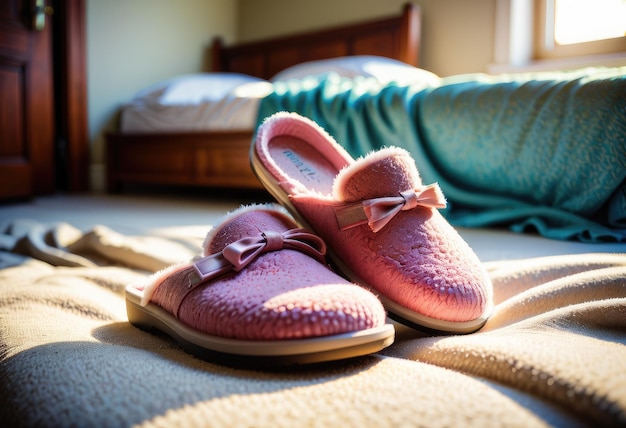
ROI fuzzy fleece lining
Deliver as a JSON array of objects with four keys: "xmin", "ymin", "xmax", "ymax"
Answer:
[
  {"xmin": 255, "ymin": 112, "xmax": 354, "ymax": 198},
  {"xmin": 333, "ymin": 146, "xmax": 424, "ymax": 201}
]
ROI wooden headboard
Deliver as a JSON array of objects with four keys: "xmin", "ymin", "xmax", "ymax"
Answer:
[{"xmin": 211, "ymin": 3, "xmax": 421, "ymax": 79}]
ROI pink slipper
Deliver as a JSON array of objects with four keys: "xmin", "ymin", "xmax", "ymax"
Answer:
[
  {"xmin": 125, "ymin": 204, "xmax": 394, "ymax": 365},
  {"xmin": 251, "ymin": 112, "xmax": 493, "ymax": 334}
]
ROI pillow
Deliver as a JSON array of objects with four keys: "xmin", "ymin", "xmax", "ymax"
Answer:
[
  {"xmin": 132, "ymin": 73, "xmax": 268, "ymax": 105},
  {"xmin": 271, "ymin": 56, "xmax": 440, "ymax": 86}
]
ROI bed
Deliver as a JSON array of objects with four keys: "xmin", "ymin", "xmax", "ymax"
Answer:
[{"xmin": 106, "ymin": 3, "xmax": 422, "ymax": 192}]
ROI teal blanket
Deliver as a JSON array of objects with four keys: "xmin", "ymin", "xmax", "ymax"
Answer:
[{"xmin": 257, "ymin": 68, "xmax": 626, "ymax": 242}]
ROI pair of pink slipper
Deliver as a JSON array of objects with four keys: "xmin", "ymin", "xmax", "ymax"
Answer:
[{"xmin": 126, "ymin": 112, "xmax": 492, "ymax": 365}]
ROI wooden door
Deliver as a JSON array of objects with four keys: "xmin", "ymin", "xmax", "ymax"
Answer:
[{"xmin": 0, "ymin": 0, "xmax": 55, "ymax": 200}]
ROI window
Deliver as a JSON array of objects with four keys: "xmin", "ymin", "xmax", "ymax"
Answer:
[
  {"xmin": 553, "ymin": 0, "xmax": 625, "ymax": 44},
  {"xmin": 535, "ymin": 0, "xmax": 626, "ymax": 60},
  {"xmin": 492, "ymin": 0, "xmax": 626, "ymax": 72}
]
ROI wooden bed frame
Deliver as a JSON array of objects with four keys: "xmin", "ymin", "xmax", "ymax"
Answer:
[{"xmin": 106, "ymin": 3, "xmax": 421, "ymax": 192}]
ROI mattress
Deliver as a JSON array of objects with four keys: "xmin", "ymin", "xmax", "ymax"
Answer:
[
  {"xmin": 118, "ymin": 56, "xmax": 441, "ymax": 132},
  {"xmin": 119, "ymin": 76, "xmax": 272, "ymax": 132}
]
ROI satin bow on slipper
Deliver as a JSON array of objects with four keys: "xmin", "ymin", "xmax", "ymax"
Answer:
[
  {"xmin": 334, "ymin": 184, "xmax": 447, "ymax": 233},
  {"xmin": 190, "ymin": 228, "xmax": 327, "ymax": 287}
]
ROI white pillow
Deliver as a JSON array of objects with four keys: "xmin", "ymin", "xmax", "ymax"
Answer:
[
  {"xmin": 132, "ymin": 73, "xmax": 268, "ymax": 105},
  {"xmin": 271, "ymin": 56, "xmax": 440, "ymax": 86}
]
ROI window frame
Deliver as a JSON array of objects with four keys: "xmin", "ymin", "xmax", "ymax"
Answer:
[
  {"xmin": 490, "ymin": 0, "xmax": 626, "ymax": 73},
  {"xmin": 534, "ymin": 0, "xmax": 626, "ymax": 60}
]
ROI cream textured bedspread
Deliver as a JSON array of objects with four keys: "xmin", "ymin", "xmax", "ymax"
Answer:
[{"xmin": 0, "ymin": 221, "xmax": 624, "ymax": 427}]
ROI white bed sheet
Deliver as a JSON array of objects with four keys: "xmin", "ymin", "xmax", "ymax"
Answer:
[
  {"xmin": 120, "ymin": 81, "xmax": 272, "ymax": 132},
  {"xmin": 118, "ymin": 57, "xmax": 441, "ymax": 133}
]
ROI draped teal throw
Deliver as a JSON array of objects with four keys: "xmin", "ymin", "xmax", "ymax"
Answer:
[{"xmin": 257, "ymin": 68, "xmax": 626, "ymax": 242}]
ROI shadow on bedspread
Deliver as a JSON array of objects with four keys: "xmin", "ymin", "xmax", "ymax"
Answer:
[
  {"xmin": 1, "ymin": 221, "xmax": 625, "ymax": 426},
  {"xmin": 257, "ymin": 67, "xmax": 626, "ymax": 243}
]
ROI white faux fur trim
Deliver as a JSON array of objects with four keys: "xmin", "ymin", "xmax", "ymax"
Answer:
[
  {"xmin": 332, "ymin": 146, "xmax": 418, "ymax": 198},
  {"xmin": 136, "ymin": 262, "xmax": 188, "ymax": 306},
  {"xmin": 201, "ymin": 203, "xmax": 291, "ymax": 256}
]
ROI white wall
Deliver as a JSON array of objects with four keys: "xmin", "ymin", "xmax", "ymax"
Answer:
[
  {"xmin": 238, "ymin": 0, "xmax": 497, "ymax": 77},
  {"xmin": 86, "ymin": 0, "xmax": 238, "ymax": 191}
]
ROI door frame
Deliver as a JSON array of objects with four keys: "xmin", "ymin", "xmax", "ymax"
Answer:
[{"xmin": 53, "ymin": 0, "xmax": 88, "ymax": 192}]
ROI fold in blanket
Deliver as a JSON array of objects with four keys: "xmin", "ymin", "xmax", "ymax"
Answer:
[
  {"xmin": 257, "ymin": 68, "xmax": 626, "ymax": 242},
  {"xmin": 0, "ymin": 219, "xmax": 198, "ymax": 270},
  {"xmin": 0, "ymin": 222, "xmax": 625, "ymax": 426}
]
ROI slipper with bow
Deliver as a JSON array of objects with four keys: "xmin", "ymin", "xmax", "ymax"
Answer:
[
  {"xmin": 125, "ymin": 204, "xmax": 394, "ymax": 365},
  {"xmin": 251, "ymin": 112, "xmax": 493, "ymax": 334}
]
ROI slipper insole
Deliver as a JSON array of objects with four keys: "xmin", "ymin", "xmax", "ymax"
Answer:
[{"xmin": 268, "ymin": 136, "xmax": 341, "ymax": 195}]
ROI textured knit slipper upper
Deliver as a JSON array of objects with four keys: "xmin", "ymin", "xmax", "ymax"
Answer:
[
  {"xmin": 251, "ymin": 112, "xmax": 493, "ymax": 334},
  {"xmin": 125, "ymin": 204, "xmax": 394, "ymax": 365}
]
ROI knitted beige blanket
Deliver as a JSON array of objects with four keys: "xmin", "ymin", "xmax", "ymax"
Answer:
[{"xmin": 0, "ymin": 222, "xmax": 624, "ymax": 427}]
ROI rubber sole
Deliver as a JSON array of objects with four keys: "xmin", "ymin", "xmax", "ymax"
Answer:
[{"xmin": 126, "ymin": 285, "xmax": 395, "ymax": 366}]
